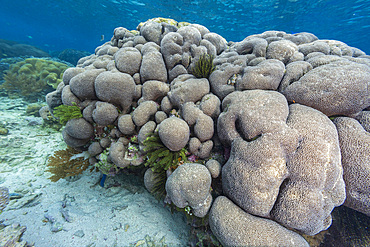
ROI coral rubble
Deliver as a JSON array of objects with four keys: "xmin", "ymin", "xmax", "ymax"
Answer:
[{"xmin": 0, "ymin": 187, "xmax": 9, "ymax": 214}]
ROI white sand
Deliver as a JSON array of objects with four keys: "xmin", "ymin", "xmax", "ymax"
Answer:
[{"xmin": 0, "ymin": 96, "xmax": 190, "ymax": 247}]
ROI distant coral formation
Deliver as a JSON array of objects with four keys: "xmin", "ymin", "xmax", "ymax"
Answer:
[
  {"xmin": 45, "ymin": 17, "xmax": 370, "ymax": 246},
  {"xmin": 0, "ymin": 58, "xmax": 69, "ymax": 100},
  {"xmin": 56, "ymin": 48, "xmax": 91, "ymax": 66},
  {"xmin": 0, "ymin": 39, "xmax": 50, "ymax": 59}
]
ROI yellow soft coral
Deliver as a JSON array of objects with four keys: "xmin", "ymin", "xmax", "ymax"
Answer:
[
  {"xmin": 0, "ymin": 58, "xmax": 69, "ymax": 99},
  {"xmin": 46, "ymin": 146, "xmax": 90, "ymax": 182}
]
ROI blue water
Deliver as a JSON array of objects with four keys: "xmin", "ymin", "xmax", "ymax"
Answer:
[{"xmin": 1, "ymin": 0, "xmax": 370, "ymax": 54}]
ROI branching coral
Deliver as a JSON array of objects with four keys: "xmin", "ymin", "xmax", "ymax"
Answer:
[
  {"xmin": 53, "ymin": 102, "xmax": 83, "ymax": 125},
  {"xmin": 143, "ymin": 132, "xmax": 188, "ymax": 173},
  {"xmin": 0, "ymin": 58, "xmax": 69, "ymax": 99},
  {"xmin": 46, "ymin": 146, "xmax": 90, "ymax": 182},
  {"xmin": 191, "ymin": 54, "xmax": 216, "ymax": 79}
]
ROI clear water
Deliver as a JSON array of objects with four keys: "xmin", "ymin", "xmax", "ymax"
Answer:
[
  {"xmin": 1, "ymin": 0, "xmax": 369, "ymax": 54},
  {"xmin": 1, "ymin": 1, "xmax": 370, "ymax": 246}
]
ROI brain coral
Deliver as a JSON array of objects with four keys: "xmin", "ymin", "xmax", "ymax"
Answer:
[
  {"xmin": 45, "ymin": 17, "xmax": 370, "ymax": 245},
  {"xmin": 333, "ymin": 117, "xmax": 370, "ymax": 216},
  {"xmin": 282, "ymin": 59, "xmax": 370, "ymax": 117},
  {"xmin": 1, "ymin": 58, "xmax": 69, "ymax": 99}
]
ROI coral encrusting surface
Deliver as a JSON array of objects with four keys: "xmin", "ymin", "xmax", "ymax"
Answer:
[{"xmin": 44, "ymin": 17, "xmax": 370, "ymax": 246}]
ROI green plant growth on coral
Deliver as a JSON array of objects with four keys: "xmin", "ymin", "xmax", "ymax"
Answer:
[
  {"xmin": 0, "ymin": 58, "xmax": 69, "ymax": 99},
  {"xmin": 143, "ymin": 132, "xmax": 188, "ymax": 173},
  {"xmin": 46, "ymin": 146, "xmax": 90, "ymax": 182},
  {"xmin": 53, "ymin": 102, "xmax": 82, "ymax": 125},
  {"xmin": 191, "ymin": 54, "xmax": 216, "ymax": 79},
  {"xmin": 149, "ymin": 169, "xmax": 168, "ymax": 200},
  {"xmin": 95, "ymin": 149, "xmax": 120, "ymax": 175}
]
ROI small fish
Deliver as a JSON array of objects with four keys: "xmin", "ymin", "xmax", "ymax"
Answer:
[
  {"xmin": 27, "ymin": 35, "xmax": 33, "ymax": 39},
  {"xmin": 100, "ymin": 35, "xmax": 104, "ymax": 41}
]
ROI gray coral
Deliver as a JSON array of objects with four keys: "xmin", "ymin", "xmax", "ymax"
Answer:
[{"xmin": 45, "ymin": 18, "xmax": 370, "ymax": 246}]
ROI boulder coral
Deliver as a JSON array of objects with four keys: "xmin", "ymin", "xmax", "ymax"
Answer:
[
  {"xmin": 282, "ymin": 60, "xmax": 370, "ymax": 117},
  {"xmin": 209, "ymin": 196, "xmax": 310, "ymax": 247},
  {"xmin": 333, "ymin": 117, "xmax": 370, "ymax": 216},
  {"xmin": 165, "ymin": 163, "xmax": 212, "ymax": 218},
  {"xmin": 45, "ymin": 17, "xmax": 370, "ymax": 245}
]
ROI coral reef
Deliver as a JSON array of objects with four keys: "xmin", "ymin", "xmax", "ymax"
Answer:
[
  {"xmin": 0, "ymin": 39, "xmax": 49, "ymax": 59},
  {"xmin": 165, "ymin": 163, "xmax": 213, "ymax": 218},
  {"xmin": 333, "ymin": 117, "xmax": 370, "ymax": 216},
  {"xmin": 143, "ymin": 132, "xmax": 187, "ymax": 172},
  {"xmin": 55, "ymin": 48, "xmax": 91, "ymax": 66},
  {"xmin": 44, "ymin": 17, "xmax": 370, "ymax": 246},
  {"xmin": 46, "ymin": 146, "xmax": 90, "ymax": 182},
  {"xmin": 209, "ymin": 196, "xmax": 309, "ymax": 246},
  {"xmin": 0, "ymin": 58, "xmax": 69, "ymax": 100}
]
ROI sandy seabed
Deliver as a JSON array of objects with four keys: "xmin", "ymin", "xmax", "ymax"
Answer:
[{"xmin": 0, "ymin": 96, "xmax": 190, "ymax": 247}]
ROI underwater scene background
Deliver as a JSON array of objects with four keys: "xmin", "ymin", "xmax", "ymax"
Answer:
[
  {"xmin": 1, "ymin": 0, "xmax": 370, "ymax": 54},
  {"xmin": 0, "ymin": 0, "xmax": 370, "ymax": 247}
]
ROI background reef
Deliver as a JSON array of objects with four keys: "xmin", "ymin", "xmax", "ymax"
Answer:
[
  {"xmin": 0, "ymin": 58, "xmax": 69, "ymax": 100},
  {"xmin": 38, "ymin": 17, "xmax": 370, "ymax": 246},
  {"xmin": 1, "ymin": 0, "xmax": 369, "ymax": 55}
]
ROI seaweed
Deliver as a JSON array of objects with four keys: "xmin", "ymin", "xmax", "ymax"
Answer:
[
  {"xmin": 142, "ymin": 132, "xmax": 188, "ymax": 200},
  {"xmin": 46, "ymin": 146, "xmax": 90, "ymax": 182},
  {"xmin": 52, "ymin": 102, "xmax": 82, "ymax": 125},
  {"xmin": 191, "ymin": 54, "xmax": 216, "ymax": 79},
  {"xmin": 142, "ymin": 132, "xmax": 188, "ymax": 173},
  {"xmin": 149, "ymin": 169, "xmax": 167, "ymax": 200}
]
